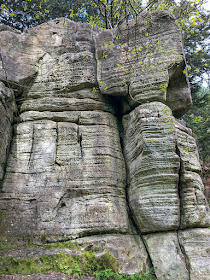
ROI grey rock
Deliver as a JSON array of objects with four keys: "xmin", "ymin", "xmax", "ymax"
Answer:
[
  {"xmin": 1, "ymin": 114, "xmax": 128, "ymax": 239},
  {"xmin": 178, "ymin": 228, "xmax": 210, "ymax": 280},
  {"xmin": 0, "ymin": 12, "xmax": 209, "ymax": 278},
  {"xmin": 0, "ymin": 82, "xmax": 16, "ymax": 182},
  {"xmin": 143, "ymin": 231, "xmax": 189, "ymax": 280},
  {"xmin": 175, "ymin": 121, "xmax": 210, "ymax": 228},
  {"xmin": 95, "ymin": 11, "xmax": 192, "ymax": 117},
  {"xmin": 123, "ymin": 102, "xmax": 180, "ymax": 233},
  {"xmin": 123, "ymin": 102, "xmax": 210, "ymax": 234},
  {"xmin": 74, "ymin": 234, "xmax": 150, "ymax": 274}
]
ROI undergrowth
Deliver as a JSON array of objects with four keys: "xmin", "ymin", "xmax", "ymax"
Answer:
[
  {"xmin": 93, "ymin": 268, "xmax": 156, "ymax": 280},
  {"xmin": 0, "ymin": 250, "xmax": 156, "ymax": 279}
]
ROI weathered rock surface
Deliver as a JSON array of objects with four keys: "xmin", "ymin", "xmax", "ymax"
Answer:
[
  {"xmin": 143, "ymin": 231, "xmax": 189, "ymax": 280},
  {"xmin": 175, "ymin": 121, "xmax": 210, "ymax": 228},
  {"xmin": 75, "ymin": 234, "xmax": 150, "ymax": 274},
  {"xmin": 178, "ymin": 228, "xmax": 210, "ymax": 280},
  {"xmin": 143, "ymin": 229, "xmax": 210, "ymax": 280},
  {"xmin": 0, "ymin": 11, "xmax": 209, "ymax": 280},
  {"xmin": 123, "ymin": 102, "xmax": 180, "ymax": 233},
  {"xmin": 95, "ymin": 11, "xmax": 192, "ymax": 117},
  {"xmin": 123, "ymin": 102, "xmax": 210, "ymax": 233},
  {"xmin": 1, "ymin": 113, "xmax": 128, "ymax": 239},
  {"xmin": 0, "ymin": 82, "xmax": 16, "ymax": 182}
]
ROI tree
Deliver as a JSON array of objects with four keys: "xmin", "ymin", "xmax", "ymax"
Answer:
[
  {"xmin": 183, "ymin": 87, "xmax": 210, "ymax": 162},
  {"xmin": 146, "ymin": 0, "xmax": 209, "ymax": 87},
  {"xmin": 146, "ymin": 0, "xmax": 209, "ymax": 163},
  {"xmin": 0, "ymin": 0, "xmax": 87, "ymax": 30}
]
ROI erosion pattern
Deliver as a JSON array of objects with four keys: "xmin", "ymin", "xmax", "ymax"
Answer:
[{"xmin": 0, "ymin": 11, "xmax": 209, "ymax": 280}]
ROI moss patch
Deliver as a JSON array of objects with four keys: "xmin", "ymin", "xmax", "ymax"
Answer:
[{"xmin": 0, "ymin": 250, "xmax": 118, "ymax": 276}]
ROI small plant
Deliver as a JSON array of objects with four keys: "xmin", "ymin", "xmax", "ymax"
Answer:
[
  {"xmin": 94, "ymin": 268, "xmax": 115, "ymax": 280},
  {"xmin": 93, "ymin": 269, "xmax": 156, "ymax": 280}
]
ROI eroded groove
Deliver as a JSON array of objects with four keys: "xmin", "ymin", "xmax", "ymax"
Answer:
[
  {"xmin": 175, "ymin": 144, "xmax": 191, "ymax": 280},
  {"xmin": 55, "ymin": 122, "xmax": 61, "ymax": 166},
  {"xmin": 28, "ymin": 125, "xmax": 35, "ymax": 169},
  {"xmin": 52, "ymin": 192, "xmax": 66, "ymax": 220},
  {"xmin": 77, "ymin": 124, "xmax": 83, "ymax": 158},
  {"xmin": 177, "ymin": 230, "xmax": 191, "ymax": 280},
  {"xmin": 176, "ymin": 143, "xmax": 182, "ymax": 228},
  {"xmin": 0, "ymin": 125, "xmax": 15, "ymax": 189}
]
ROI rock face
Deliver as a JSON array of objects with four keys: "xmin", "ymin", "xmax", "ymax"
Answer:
[
  {"xmin": 0, "ymin": 82, "xmax": 16, "ymax": 182},
  {"xmin": 0, "ymin": 11, "xmax": 209, "ymax": 280}
]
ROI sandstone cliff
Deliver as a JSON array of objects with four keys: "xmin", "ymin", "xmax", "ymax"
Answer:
[{"xmin": 0, "ymin": 11, "xmax": 209, "ymax": 280}]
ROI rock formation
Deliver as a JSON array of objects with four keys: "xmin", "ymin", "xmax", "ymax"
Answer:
[{"xmin": 0, "ymin": 11, "xmax": 209, "ymax": 280}]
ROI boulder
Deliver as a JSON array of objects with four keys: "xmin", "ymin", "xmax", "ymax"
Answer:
[{"xmin": 143, "ymin": 231, "xmax": 189, "ymax": 280}]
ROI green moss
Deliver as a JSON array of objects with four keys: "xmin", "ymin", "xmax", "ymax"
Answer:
[
  {"xmin": 40, "ymin": 240, "xmax": 80, "ymax": 250},
  {"xmin": 93, "ymin": 269, "xmax": 156, "ymax": 280},
  {"xmin": 0, "ymin": 238, "xmax": 155, "ymax": 279},
  {"xmin": 0, "ymin": 248, "xmax": 156, "ymax": 279},
  {"xmin": 0, "ymin": 237, "xmax": 81, "ymax": 251},
  {"xmin": 0, "ymin": 250, "xmax": 119, "ymax": 276},
  {"xmin": 0, "ymin": 210, "xmax": 7, "ymax": 220},
  {"xmin": 0, "ymin": 241, "xmax": 16, "ymax": 251}
]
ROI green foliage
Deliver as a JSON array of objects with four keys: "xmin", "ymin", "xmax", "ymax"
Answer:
[
  {"xmin": 0, "ymin": 249, "xmax": 155, "ymax": 279},
  {"xmin": 0, "ymin": 238, "xmax": 79, "ymax": 251},
  {"xmin": 0, "ymin": 0, "xmax": 91, "ymax": 30},
  {"xmin": 147, "ymin": 0, "xmax": 209, "ymax": 88},
  {"xmin": 0, "ymin": 0, "xmax": 144, "ymax": 30},
  {"xmin": 183, "ymin": 86, "xmax": 210, "ymax": 162},
  {"xmin": 94, "ymin": 268, "xmax": 156, "ymax": 280}
]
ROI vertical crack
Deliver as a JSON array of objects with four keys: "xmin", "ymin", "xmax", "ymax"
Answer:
[
  {"xmin": 55, "ymin": 122, "xmax": 61, "ymax": 166},
  {"xmin": 0, "ymin": 124, "xmax": 15, "ymax": 189},
  {"xmin": 175, "ymin": 142, "xmax": 191, "ymax": 280},
  {"xmin": 176, "ymin": 143, "xmax": 182, "ymax": 229},
  {"xmin": 77, "ymin": 119, "xmax": 83, "ymax": 158},
  {"xmin": 125, "ymin": 184, "xmax": 157, "ymax": 279},
  {"xmin": 177, "ymin": 230, "xmax": 191, "ymax": 280},
  {"xmin": 51, "ymin": 192, "xmax": 66, "ymax": 221},
  {"xmin": 28, "ymin": 125, "xmax": 35, "ymax": 169}
]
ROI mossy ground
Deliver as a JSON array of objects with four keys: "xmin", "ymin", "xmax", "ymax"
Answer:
[
  {"xmin": 0, "ymin": 250, "xmax": 119, "ymax": 276},
  {"xmin": 0, "ymin": 239, "xmax": 156, "ymax": 280}
]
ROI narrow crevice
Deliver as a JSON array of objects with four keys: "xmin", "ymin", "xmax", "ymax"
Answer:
[
  {"xmin": 91, "ymin": 25, "xmax": 98, "ymax": 87},
  {"xmin": 52, "ymin": 192, "xmax": 66, "ymax": 220},
  {"xmin": 177, "ymin": 230, "xmax": 191, "ymax": 280},
  {"xmin": 28, "ymin": 125, "xmax": 35, "ymax": 169},
  {"xmin": 125, "ymin": 184, "xmax": 157, "ymax": 279},
  {"xmin": 175, "ymin": 143, "xmax": 191, "ymax": 280},
  {"xmin": 55, "ymin": 123, "xmax": 61, "ymax": 166},
  {"xmin": 176, "ymin": 143, "xmax": 182, "ymax": 229},
  {"xmin": 0, "ymin": 124, "xmax": 15, "ymax": 190},
  {"xmin": 77, "ymin": 123, "xmax": 83, "ymax": 158},
  {"xmin": 44, "ymin": 230, "xmax": 133, "ymax": 244}
]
